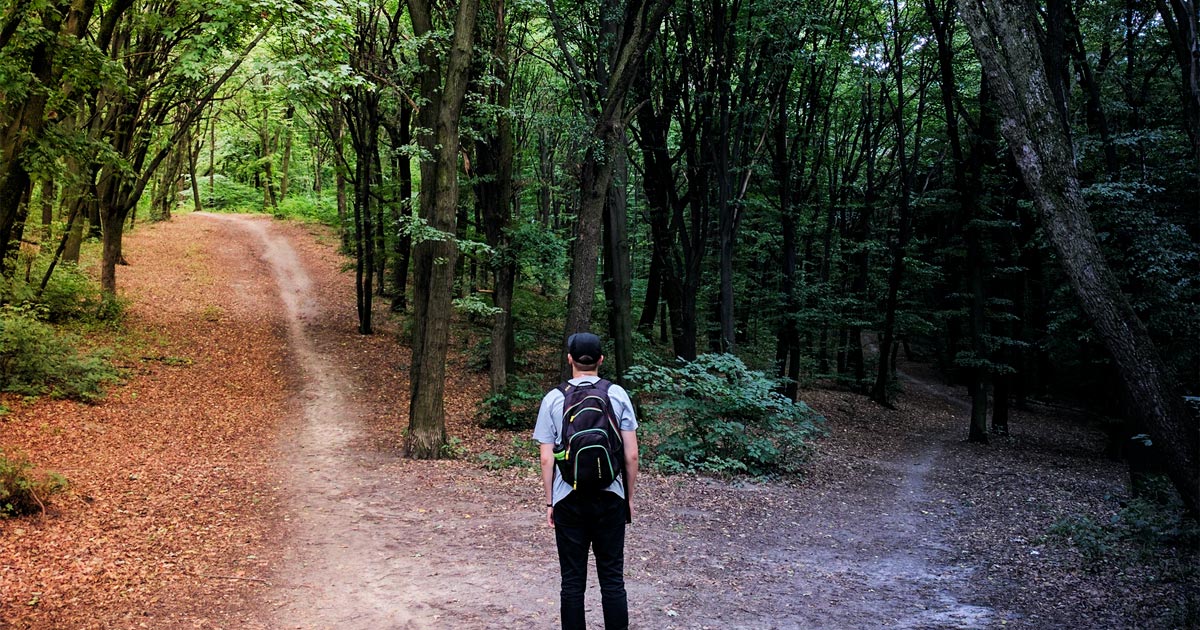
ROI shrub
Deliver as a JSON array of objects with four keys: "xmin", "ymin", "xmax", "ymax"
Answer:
[
  {"xmin": 201, "ymin": 175, "xmax": 262, "ymax": 211},
  {"xmin": 476, "ymin": 376, "xmax": 545, "ymax": 431},
  {"xmin": 1, "ymin": 262, "xmax": 124, "ymax": 325},
  {"xmin": 0, "ymin": 305, "xmax": 120, "ymax": 402},
  {"xmin": 1048, "ymin": 514, "xmax": 1111, "ymax": 564},
  {"xmin": 275, "ymin": 194, "xmax": 340, "ymax": 226},
  {"xmin": 1047, "ymin": 493, "xmax": 1200, "ymax": 568},
  {"xmin": 627, "ymin": 353, "xmax": 825, "ymax": 477},
  {"xmin": 0, "ymin": 450, "xmax": 69, "ymax": 518}
]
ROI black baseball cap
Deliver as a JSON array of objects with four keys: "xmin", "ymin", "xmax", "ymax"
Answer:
[{"xmin": 567, "ymin": 332, "xmax": 602, "ymax": 364}]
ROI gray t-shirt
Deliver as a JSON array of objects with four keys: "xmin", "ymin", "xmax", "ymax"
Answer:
[{"xmin": 533, "ymin": 376, "xmax": 638, "ymax": 506}]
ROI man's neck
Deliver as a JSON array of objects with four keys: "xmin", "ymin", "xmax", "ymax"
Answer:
[{"xmin": 571, "ymin": 371, "xmax": 599, "ymax": 380}]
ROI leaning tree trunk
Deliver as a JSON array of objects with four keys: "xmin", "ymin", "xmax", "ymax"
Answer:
[{"xmin": 961, "ymin": 0, "xmax": 1200, "ymax": 513}]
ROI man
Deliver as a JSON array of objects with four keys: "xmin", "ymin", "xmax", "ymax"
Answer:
[{"xmin": 533, "ymin": 332, "xmax": 640, "ymax": 630}]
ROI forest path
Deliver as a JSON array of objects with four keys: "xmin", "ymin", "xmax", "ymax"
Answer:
[{"xmin": 200, "ymin": 212, "xmax": 994, "ymax": 629}]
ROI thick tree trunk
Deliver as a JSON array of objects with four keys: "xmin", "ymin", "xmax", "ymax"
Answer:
[
  {"xmin": 992, "ymin": 372, "xmax": 1011, "ymax": 435},
  {"xmin": 63, "ymin": 198, "xmax": 86, "ymax": 264},
  {"xmin": 637, "ymin": 252, "xmax": 662, "ymax": 337},
  {"xmin": 406, "ymin": 0, "xmax": 479, "ymax": 459},
  {"xmin": 962, "ymin": 0, "xmax": 1200, "ymax": 513},
  {"xmin": 562, "ymin": 136, "xmax": 615, "ymax": 376},
  {"xmin": 966, "ymin": 231, "xmax": 990, "ymax": 443},
  {"xmin": 476, "ymin": 3, "xmax": 518, "ymax": 394},
  {"xmin": 99, "ymin": 206, "xmax": 129, "ymax": 293},
  {"xmin": 0, "ymin": 2, "xmax": 64, "ymax": 268}
]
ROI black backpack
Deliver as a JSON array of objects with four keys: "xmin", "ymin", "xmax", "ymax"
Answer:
[{"xmin": 555, "ymin": 379, "xmax": 624, "ymax": 492}]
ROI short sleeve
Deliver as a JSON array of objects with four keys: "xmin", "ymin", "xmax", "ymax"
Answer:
[
  {"xmin": 532, "ymin": 388, "xmax": 562, "ymax": 444},
  {"xmin": 607, "ymin": 383, "xmax": 638, "ymax": 432}
]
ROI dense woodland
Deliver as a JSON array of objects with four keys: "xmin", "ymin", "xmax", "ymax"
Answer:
[{"xmin": 1, "ymin": 0, "xmax": 1197, "ymax": 510}]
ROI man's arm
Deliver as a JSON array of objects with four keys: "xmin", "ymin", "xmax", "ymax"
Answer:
[
  {"xmin": 621, "ymin": 430, "xmax": 638, "ymax": 519},
  {"xmin": 540, "ymin": 442, "xmax": 556, "ymax": 528}
]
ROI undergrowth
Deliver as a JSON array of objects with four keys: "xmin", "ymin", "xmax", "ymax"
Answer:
[
  {"xmin": 0, "ymin": 449, "xmax": 69, "ymax": 518},
  {"xmin": 475, "ymin": 376, "xmax": 544, "ymax": 431},
  {"xmin": 1047, "ymin": 481, "xmax": 1200, "ymax": 572},
  {"xmin": 0, "ymin": 259, "xmax": 124, "ymax": 402},
  {"xmin": 477, "ymin": 435, "xmax": 538, "ymax": 471},
  {"xmin": 627, "ymin": 353, "xmax": 825, "ymax": 477}
]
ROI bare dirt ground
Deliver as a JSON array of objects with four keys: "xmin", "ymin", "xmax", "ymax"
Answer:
[{"xmin": 2, "ymin": 212, "xmax": 1195, "ymax": 629}]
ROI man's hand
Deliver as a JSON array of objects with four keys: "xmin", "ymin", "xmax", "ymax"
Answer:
[{"xmin": 546, "ymin": 506, "xmax": 555, "ymax": 528}]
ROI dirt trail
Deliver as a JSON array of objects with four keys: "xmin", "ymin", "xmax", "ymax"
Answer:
[{"xmin": 201, "ymin": 213, "xmax": 994, "ymax": 629}]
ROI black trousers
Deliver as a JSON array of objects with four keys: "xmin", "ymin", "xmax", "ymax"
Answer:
[{"xmin": 552, "ymin": 490, "xmax": 628, "ymax": 630}]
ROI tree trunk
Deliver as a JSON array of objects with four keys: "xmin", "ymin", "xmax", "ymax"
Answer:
[
  {"xmin": 260, "ymin": 105, "xmax": 278, "ymax": 212},
  {"xmin": 477, "ymin": 0, "xmax": 518, "ymax": 394},
  {"xmin": 40, "ymin": 178, "xmax": 54, "ymax": 241},
  {"xmin": 99, "ymin": 205, "xmax": 129, "ymax": 293},
  {"xmin": 602, "ymin": 142, "xmax": 634, "ymax": 383},
  {"xmin": 552, "ymin": 0, "xmax": 674, "ymax": 380},
  {"xmin": 385, "ymin": 102, "xmax": 414, "ymax": 312},
  {"xmin": 1154, "ymin": 0, "xmax": 1200, "ymax": 160},
  {"xmin": 187, "ymin": 127, "xmax": 203, "ymax": 212},
  {"xmin": 334, "ymin": 101, "xmax": 350, "ymax": 251},
  {"xmin": 962, "ymin": 0, "xmax": 1200, "ymax": 513},
  {"xmin": 992, "ymin": 372, "xmax": 1011, "ymax": 435},
  {"xmin": 280, "ymin": 104, "xmax": 295, "ymax": 201},
  {"xmin": 966, "ymin": 229, "xmax": 990, "ymax": 443},
  {"xmin": 637, "ymin": 252, "xmax": 662, "ymax": 337},
  {"xmin": 406, "ymin": 0, "xmax": 479, "ymax": 459}
]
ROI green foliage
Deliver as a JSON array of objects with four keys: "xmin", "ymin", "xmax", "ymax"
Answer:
[
  {"xmin": 1048, "ymin": 513, "xmax": 1111, "ymax": 564},
  {"xmin": 1, "ymin": 261, "xmax": 125, "ymax": 325},
  {"xmin": 201, "ymin": 175, "xmax": 263, "ymax": 211},
  {"xmin": 627, "ymin": 354, "xmax": 824, "ymax": 477},
  {"xmin": 0, "ymin": 449, "xmax": 69, "ymax": 518},
  {"xmin": 274, "ymin": 194, "xmax": 340, "ymax": 226},
  {"xmin": 476, "ymin": 376, "xmax": 544, "ymax": 431},
  {"xmin": 1048, "ymin": 490, "xmax": 1200, "ymax": 568},
  {"xmin": 453, "ymin": 294, "xmax": 502, "ymax": 319},
  {"xmin": 0, "ymin": 305, "xmax": 120, "ymax": 402},
  {"xmin": 439, "ymin": 436, "xmax": 468, "ymax": 459},
  {"xmin": 477, "ymin": 435, "xmax": 539, "ymax": 471},
  {"xmin": 508, "ymin": 221, "xmax": 567, "ymax": 295}
]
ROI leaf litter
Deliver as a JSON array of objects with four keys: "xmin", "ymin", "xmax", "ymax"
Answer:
[{"xmin": 1, "ymin": 213, "xmax": 1195, "ymax": 629}]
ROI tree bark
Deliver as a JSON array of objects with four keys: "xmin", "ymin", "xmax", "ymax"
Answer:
[
  {"xmin": 1155, "ymin": 0, "xmax": 1200, "ymax": 160},
  {"xmin": 551, "ymin": 0, "xmax": 674, "ymax": 380},
  {"xmin": 475, "ymin": 0, "xmax": 518, "ymax": 393},
  {"xmin": 406, "ymin": 0, "xmax": 480, "ymax": 459},
  {"xmin": 962, "ymin": 0, "xmax": 1200, "ymax": 513},
  {"xmin": 385, "ymin": 102, "xmax": 413, "ymax": 312},
  {"xmin": 280, "ymin": 104, "xmax": 295, "ymax": 201},
  {"xmin": 602, "ymin": 142, "xmax": 634, "ymax": 382},
  {"xmin": 39, "ymin": 178, "xmax": 54, "ymax": 241}
]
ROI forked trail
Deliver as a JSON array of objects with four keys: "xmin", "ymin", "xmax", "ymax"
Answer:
[{"xmin": 204, "ymin": 212, "xmax": 992, "ymax": 629}]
